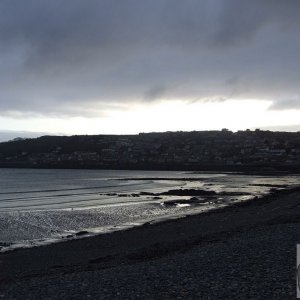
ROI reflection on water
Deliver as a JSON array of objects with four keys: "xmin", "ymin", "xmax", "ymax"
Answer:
[{"xmin": 0, "ymin": 168, "xmax": 299, "ymax": 250}]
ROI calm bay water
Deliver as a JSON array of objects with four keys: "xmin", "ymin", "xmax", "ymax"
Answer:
[{"xmin": 0, "ymin": 168, "xmax": 299, "ymax": 251}]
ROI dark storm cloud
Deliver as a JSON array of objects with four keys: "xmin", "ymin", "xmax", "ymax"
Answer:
[
  {"xmin": 144, "ymin": 85, "xmax": 168, "ymax": 101},
  {"xmin": 0, "ymin": 0, "xmax": 300, "ymax": 116},
  {"xmin": 269, "ymin": 97, "xmax": 300, "ymax": 110}
]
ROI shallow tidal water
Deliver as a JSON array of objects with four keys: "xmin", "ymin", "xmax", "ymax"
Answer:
[{"xmin": 0, "ymin": 168, "xmax": 299, "ymax": 251}]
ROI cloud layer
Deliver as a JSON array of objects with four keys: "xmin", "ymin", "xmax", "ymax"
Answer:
[{"xmin": 0, "ymin": 0, "xmax": 300, "ymax": 116}]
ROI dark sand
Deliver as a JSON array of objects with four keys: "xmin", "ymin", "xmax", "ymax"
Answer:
[{"xmin": 1, "ymin": 187, "xmax": 300, "ymax": 299}]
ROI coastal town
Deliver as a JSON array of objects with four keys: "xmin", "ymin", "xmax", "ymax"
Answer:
[{"xmin": 0, "ymin": 129, "xmax": 300, "ymax": 171}]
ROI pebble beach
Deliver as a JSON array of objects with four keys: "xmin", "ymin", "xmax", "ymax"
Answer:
[{"xmin": 1, "ymin": 187, "xmax": 300, "ymax": 299}]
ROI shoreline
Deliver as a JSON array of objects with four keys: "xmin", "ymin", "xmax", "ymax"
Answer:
[
  {"xmin": 1, "ymin": 186, "xmax": 300, "ymax": 284},
  {"xmin": 3, "ymin": 170, "xmax": 295, "ymax": 254},
  {"xmin": 1, "ymin": 165, "xmax": 300, "ymax": 176},
  {"xmin": 0, "ymin": 183, "xmax": 289, "ymax": 253},
  {"xmin": 0, "ymin": 202, "xmax": 227, "ymax": 254}
]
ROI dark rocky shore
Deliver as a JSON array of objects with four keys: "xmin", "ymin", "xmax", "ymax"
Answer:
[{"xmin": 1, "ymin": 187, "xmax": 300, "ymax": 299}]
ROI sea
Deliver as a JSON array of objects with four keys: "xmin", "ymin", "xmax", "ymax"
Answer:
[{"xmin": 0, "ymin": 168, "xmax": 299, "ymax": 251}]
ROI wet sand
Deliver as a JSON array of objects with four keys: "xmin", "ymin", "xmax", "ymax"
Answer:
[{"xmin": 1, "ymin": 187, "xmax": 300, "ymax": 298}]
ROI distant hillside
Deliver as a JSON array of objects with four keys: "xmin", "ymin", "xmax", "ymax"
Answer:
[
  {"xmin": 0, "ymin": 130, "xmax": 300, "ymax": 172},
  {"xmin": 0, "ymin": 130, "xmax": 51, "ymax": 143}
]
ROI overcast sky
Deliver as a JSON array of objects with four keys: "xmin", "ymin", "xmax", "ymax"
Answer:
[{"xmin": 0, "ymin": 0, "xmax": 300, "ymax": 140}]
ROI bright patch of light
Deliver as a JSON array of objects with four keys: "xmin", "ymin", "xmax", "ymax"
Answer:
[{"xmin": 0, "ymin": 99, "xmax": 300, "ymax": 135}]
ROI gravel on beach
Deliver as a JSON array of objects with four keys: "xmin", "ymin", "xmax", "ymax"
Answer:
[{"xmin": 1, "ymin": 188, "xmax": 300, "ymax": 299}]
